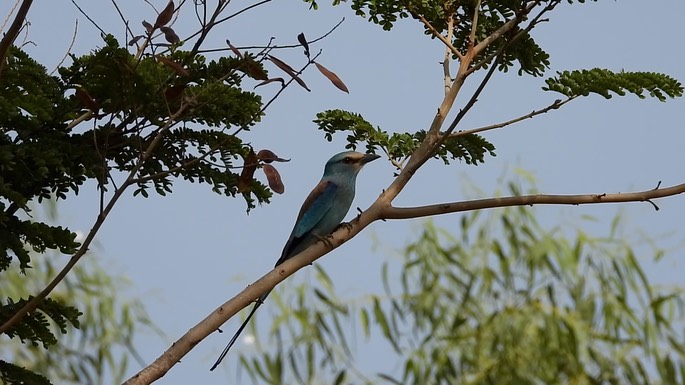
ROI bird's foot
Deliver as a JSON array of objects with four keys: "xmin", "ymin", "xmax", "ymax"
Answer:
[
  {"xmin": 315, "ymin": 233, "xmax": 335, "ymax": 249},
  {"xmin": 334, "ymin": 221, "xmax": 354, "ymax": 233}
]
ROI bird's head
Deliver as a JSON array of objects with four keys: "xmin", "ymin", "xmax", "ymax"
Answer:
[{"xmin": 323, "ymin": 151, "xmax": 381, "ymax": 177}]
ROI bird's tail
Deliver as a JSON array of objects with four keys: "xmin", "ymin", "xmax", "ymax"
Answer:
[{"xmin": 209, "ymin": 297, "xmax": 265, "ymax": 371}]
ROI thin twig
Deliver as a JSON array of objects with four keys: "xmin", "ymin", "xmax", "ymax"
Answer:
[
  {"xmin": 412, "ymin": 10, "xmax": 464, "ymax": 61},
  {"xmin": 0, "ymin": 0, "xmax": 22, "ymax": 34},
  {"xmin": 188, "ymin": 0, "xmax": 228, "ymax": 56},
  {"xmin": 449, "ymin": 96, "xmax": 576, "ymax": 138},
  {"xmin": 50, "ymin": 19, "xmax": 79, "ymax": 75},
  {"xmin": 195, "ymin": 17, "xmax": 345, "ymax": 54},
  {"xmin": 110, "ymin": 0, "xmax": 135, "ymax": 42},
  {"xmin": 69, "ymin": 0, "xmax": 106, "ymax": 35},
  {"xmin": 214, "ymin": 0, "xmax": 271, "ymax": 25}
]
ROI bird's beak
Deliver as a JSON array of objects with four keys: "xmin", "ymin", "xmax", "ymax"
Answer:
[{"xmin": 361, "ymin": 153, "xmax": 381, "ymax": 165}]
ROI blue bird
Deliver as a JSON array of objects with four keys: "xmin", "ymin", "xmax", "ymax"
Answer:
[{"xmin": 210, "ymin": 151, "xmax": 380, "ymax": 371}]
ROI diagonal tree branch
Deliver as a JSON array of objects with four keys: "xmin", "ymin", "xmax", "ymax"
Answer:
[
  {"xmin": 122, "ymin": 179, "xmax": 685, "ymax": 384},
  {"xmin": 413, "ymin": 11, "xmax": 464, "ymax": 61},
  {"xmin": 0, "ymin": 0, "xmax": 33, "ymax": 79},
  {"xmin": 449, "ymin": 95, "xmax": 577, "ymax": 138}
]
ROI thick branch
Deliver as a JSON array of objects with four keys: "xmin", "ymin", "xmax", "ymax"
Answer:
[
  {"xmin": 122, "ymin": 179, "xmax": 685, "ymax": 383},
  {"xmin": 122, "ymin": 205, "xmax": 382, "ymax": 384},
  {"xmin": 381, "ymin": 182, "xmax": 685, "ymax": 220},
  {"xmin": 0, "ymin": 0, "xmax": 33, "ymax": 78}
]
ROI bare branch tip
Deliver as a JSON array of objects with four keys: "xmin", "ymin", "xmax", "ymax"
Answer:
[{"xmin": 647, "ymin": 199, "xmax": 660, "ymax": 211}]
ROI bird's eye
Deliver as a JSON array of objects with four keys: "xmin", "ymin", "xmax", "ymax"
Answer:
[{"xmin": 342, "ymin": 157, "xmax": 353, "ymax": 164}]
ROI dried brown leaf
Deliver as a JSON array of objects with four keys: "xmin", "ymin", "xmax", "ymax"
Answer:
[
  {"xmin": 268, "ymin": 55, "xmax": 310, "ymax": 92},
  {"xmin": 226, "ymin": 40, "xmax": 243, "ymax": 58},
  {"xmin": 75, "ymin": 88, "xmax": 99, "ymax": 113},
  {"xmin": 155, "ymin": 0, "xmax": 175, "ymax": 28},
  {"xmin": 242, "ymin": 56, "xmax": 268, "ymax": 80},
  {"xmin": 254, "ymin": 78, "xmax": 285, "ymax": 89},
  {"xmin": 268, "ymin": 55, "xmax": 296, "ymax": 73},
  {"xmin": 156, "ymin": 55, "xmax": 189, "ymax": 77},
  {"xmin": 238, "ymin": 151, "xmax": 258, "ymax": 193},
  {"xmin": 164, "ymin": 84, "xmax": 186, "ymax": 100},
  {"xmin": 262, "ymin": 164, "xmax": 284, "ymax": 194},
  {"xmin": 142, "ymin": 20, "xmax": 153, "ymax": 33},
  {"xmin": 256, "ymin": 149, "xmax": 290, "ymax": 163},
  {"xmin": 160, "ymin": 26, "xmax": 180, "ymax": 44},
  {"xmin": 128, "ymin": 35, "xmax": 144, "ymax": 46},
  {"xmin": 315, "ymin": 62, "xmax": 349, "ymax": 93},
  {"xmin": 297, "ymin": 33, "xmax": 310, "ymax": 57}
]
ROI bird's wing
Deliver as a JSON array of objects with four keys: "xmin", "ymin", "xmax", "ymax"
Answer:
[{"xmin": 277, "ymin": 180, "xmax": 338, "ymax": 264}]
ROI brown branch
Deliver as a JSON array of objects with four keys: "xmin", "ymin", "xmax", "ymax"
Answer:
[
  {"xmin": 442, "ymin": 15, "xmax": 454, "ymax": 95},
  {"xmin": 449, "ymin": 95, "xmax": 576, "ymax": 138},
  {"xmin": 122, "ymin": 178, "xmax": 685, "ymax": 383},
  {"xmin": 472, "ymin": 0, "xmax": 543, "ymax": 57},
  {"xmin": 381, "ymin": 182, "xmax": 685, "ymax": 220},
  {"xmin": 0, "ymin": 0, "xmax": 33, "ymax": 78},
  {"xmin": 469, "ymin": 0, "xmax": 481, "ymax": 48},
  {"xmin": 122, "ymin": 205, "xmax": 381, "ymax": 384},
  {"xmin": 412, "ymin": 11, "xmax": 463, "ymax": 61}
]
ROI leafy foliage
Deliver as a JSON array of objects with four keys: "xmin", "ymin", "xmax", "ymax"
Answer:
[
  {"xmin": 1, "ymin": 297, "xmax": 80, "ymax": 349},
  {"xmin": 0, "ymin": 24, "xmax": 271, "ymax": 385},
  {"xmin": 236, "ymin": 181, "xmax": 685, "ymax": 385},
  {"xmin": 314, "ymin": 109, "xmax": 496, "ymax": 165},
  {"xmin": 0, "ymin": 361, "xmax": 51, "ymax": 385},
  {"xmin": 544, "ymin": 68, "xmax": 684, "ymax": 101},
  {"xmin": 0, "ymin": 34, "xmax": 270, "ymax": 273},
  {"xmin": 306, "ymin": 0, "xmax": 602, "ymax": 77}
]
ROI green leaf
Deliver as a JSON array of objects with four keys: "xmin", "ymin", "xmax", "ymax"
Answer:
[{"xmin": 543, "ymin": 68, "xmax": 683, "ymax": 101}]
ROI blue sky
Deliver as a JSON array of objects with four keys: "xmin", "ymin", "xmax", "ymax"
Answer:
[{"xmin": 3, "ymin": 0, "xmax": 684, "ymax": 383}]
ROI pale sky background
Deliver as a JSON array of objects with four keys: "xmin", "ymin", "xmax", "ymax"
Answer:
[{"xmin": 3, "ymin": 1, "xmax": 685, "ymax": 384}]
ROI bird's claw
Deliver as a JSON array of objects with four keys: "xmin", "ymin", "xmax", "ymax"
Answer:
[
  {"xmin": 333, "ymin": 221, "xmax": 355, "ymax": 234},
  {"xmin": 315, "ymin": 233, "xmax": 335, "ymax": 249}
]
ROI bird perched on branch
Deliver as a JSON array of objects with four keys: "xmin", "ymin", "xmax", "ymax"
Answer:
[{"xmin": 210, "ymin": 150, "xmax": 380, "ymax": 371}]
